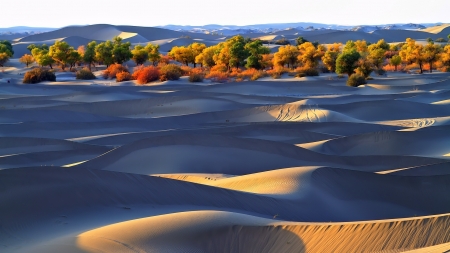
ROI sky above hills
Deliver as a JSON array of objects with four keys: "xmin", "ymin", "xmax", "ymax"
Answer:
[{"xmin": 3, "ymin": 0, "xmax": 449, "ymax": 28}]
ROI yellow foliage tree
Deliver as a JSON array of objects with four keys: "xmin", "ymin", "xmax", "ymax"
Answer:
[
  {"xmin": 273, "ymin": 45, "xmax": 299, "ymax": 69},
  {"xmin": 297, "ymin": 42, "xmax": 325, "ymax": 68},
  {"xmin": 19, "ymin": 54, "xmax": 35, "ymax": 67},
  {"xmin": 399, "ymin": 38, "xmax": 426, "ymax": 73},
  {"xmin": 169, "ymin": 46, "xmax": 194, "ymax": 66}
]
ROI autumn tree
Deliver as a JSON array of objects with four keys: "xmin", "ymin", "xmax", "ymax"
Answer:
[
  {"xmin": 244, "ymin": 40, "xmax": 270, "ymax": 69},
  {"xmin": 195, "ymin": 46, "xmax": 216, "ymax": 68},
  {"xmin": 423, "ymin": 41, "xmax": 442, "ymax": 73},
  {"xmin": 399, "ymin": 38, "xmax": 426, "ymax": 74},
  {"xmin": 189, "ymin": 42, "xmax": 206, "ymax": 68},
  {"xmin": 441, "ymin": 45, "xmax": 450, "ymax": 67},
  {"xmin": 19, "ymin": 54, "xmax": 35, "ymax": 67},
  {"xmin": 169, "ymin": 46, "xmax": 194, "ymax": 66},
  {"xmin": 273, "ymin": 45, "xmax": 299, "ymax": 69},
  {"xmin": 48, "ymin": 41, "xmax": 76, "ymax": 71},
  {"xmin": 83, "ymin": 41, "xmax": 97, "ymax": 71},
  {"xmin": 321, "ymin": 43, "xmax": 342, "ymax": 72},
  {"xmin": 261, "ymin": 54, "xmax": 274, "ymax": 69},
  {"xmin": 0, "ymin": 53, "xmax": 9, "ymax": 67},
  {"xmin": 145, "ymin": 44, "xmax": 161, "ymax": 66},
  {"xmin": 298, "ymin": 42, "xmax": 325, "ymax": 69},
  {"xmin": 95, "ymin": 40, "xmax": 114, "ymax": 67},
  {"xmin": 336, "ymin": 49, "xmax": 360, "ymax": 76},
  {"xmin": 354, "ymin": 40, "xmax": 368, "ymax": 53},
  {"xmin": 390, "ymin": 55, "xmax": 402, "ymax": 71},
  {"xmin": 131, "ymin": 45, "xmax": 148, "ymax": 65},
  {"xmin": 112, "ymin": 36, "xmax": 132, "ymax": 64}
]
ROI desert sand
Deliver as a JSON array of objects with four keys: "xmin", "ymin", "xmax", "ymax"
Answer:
[{"xmin": 1, "ymin": 25, "xmax": 450, "ymax": 253}]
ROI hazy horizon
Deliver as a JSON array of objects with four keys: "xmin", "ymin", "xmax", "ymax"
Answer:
[{"xmin": 2, "ymin": 0, "xmax": 449, "ymax": 28}]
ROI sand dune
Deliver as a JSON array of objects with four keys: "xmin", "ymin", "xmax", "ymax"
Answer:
[{"xmin": 1, "ymin": 55, "xmax": 450, "ymax": 252}]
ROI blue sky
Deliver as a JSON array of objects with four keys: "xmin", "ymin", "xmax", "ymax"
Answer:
[{"xmin": 2, "ymin": 0, "xmax": 449, "ymax": 28}]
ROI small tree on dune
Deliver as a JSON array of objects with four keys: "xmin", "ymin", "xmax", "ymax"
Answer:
[
  {"xmin": 273, "ymin": 45, "xmax": 299, "ymax": 69},
  {"xmin": 390, "ymin": 55, "xmax": 402, "ymax": 71},
  {"xmin": 195, "ymin": 46, "xmax": 216, "ymax": 68},
  {"xmin": 95, "ymin": 40, "xmax": 114, "ymax": 67},
  {"xmin": 423, "ymin": 41, "xmax": 442, "ymax": 73},
  {"xmin": 131, "ymin": 45, "xmax": 149, "ymax": 65},
  {"xmin": 19, "ymin": 54, "xmax": 35, "ymax": 67},
  {"xmin": 189, "ymin": 42, "xmax": 206, "ymax": 68},
  {"xmin": 83, "ymin": 41, "xmax": 97, "ymax": 71},
  {"xmin": 336, "ymin": 49, "xmax": 360, "ymax": 76},
  {"xmin": 244, "ymin": 40, "xmax": 270, "ymax": 69},
  {"xmin": 48, "ymin": 41, "xmax": 76, "ymax": 71},
  {"xmin": 112, "ymin": 36, "xmax": 132, "ymax": 64},
  {"xmin": 145, "ymin": 43, "xmax": 161, "ymax": 66},
  {"xmin": 399, "ymin": 38, "xmax": 426, "ymax": 74}
]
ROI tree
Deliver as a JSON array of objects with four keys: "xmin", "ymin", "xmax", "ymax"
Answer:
[
  {"xmin": 19, "ymin": 54, "xmax": 35, "ymax": 67},
  {"xmin": 169, "ymin": 46, "xmax": 194, "ymax": 66},
  {"xmin": 189, "ymin": 42, "xmax": 206, "ymax": 68},
  {"xmin": 368, "ymin": 39, "xmax": 390, "ymax": 70},
  {"xmin": 399, "ymin": 38, "xmax": 425, "ymax": 74},
  {"xmin": 145, "ymin": 43, "xmax": 161, "ymax": 66},
  {"xmin": 354, "ymin": 40, "xmax": 368, "ymax": 53},
  {"xmin": 66, "ymin": 51, "xmax": 81, "ymax": 71},
  {"xmin": 321, "ymin": 43, "xmax": 342, "ymax": 72},
  {"xmin": 0, "ymin": 40, "xmax": 14, "ymax": 56},
  {"xmin": 0, "ymin": 53, "xmax": 9, "ymax": 67},
  {"xmin": 27, "ymin": 44, "xmax": 48, "ymax": 53},
  {"xmin": 112, "ymin": 36, "xmax": 132, "ymax": 64},
  {"xmin": 261, "ymin": 54, "xmax": 274, "ymax": 69},
  {"xmin": 390, "ymin": 55, "xmax": 402, "ymax": 71},
  {"xmin": 426, "ymin": 38, "xmax": 433, "ymax": 43},
  {"xmin": 423, "ymin": 42, "xmax": 442, "ymax": 73},
  {"xmin": 31, "ymin": 48, "xmax": 54, "ymax": 69},
  {"xmin": 83, "ymin": 41, "xmax": 97, "ymax": 71},
  {"xmin": 441, "ymin": 45, "xmax": 450, "ymax": 67},
  {"xmin": 336, "ymin": 49, "xmax": 360, "ymax": 76},
  {"xmin": 297, "ymin": 42, "xmax": 325, "ymax": 68},
  {"xmin": 296, "ymin": 36, "xmax": 309, "ymax": 46},
  {"xmin": 131, "ymin": 45, "xmax": 148, "ymax": 65},
  {"xmin": 48, "ymin": 41, "xmax": 75, "ymax": 71},
  {"xmin": 95, "ymin": 40, "xmax": 114, "ymax": 67},
  {"xmin": 244, "ymin": 40, "xmax": 270, "ymax": 69},
  {"xmin": 227, "ymin": 35, "xmax": 249, "ymax": 69},
  {"xmin": 195, "ymin": 46, "xmax": 216, "ymax": 68},
  {"xmin": 273, "ymin": 45, "xmax": 299, "ymax": 69}
]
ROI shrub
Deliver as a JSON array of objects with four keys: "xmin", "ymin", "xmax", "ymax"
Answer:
[
  {"xmin": 239, "ymin": 68, "xmax": 267, "ymax": 80},
  {"xmin": 131, "ymin": 65, "xmax": 145, "ymax": 80},
  {"xmin": 210, "ymin": 64, "xmax": 228, "ymax": 73},
  {"xmin": 180, "ymin": 66, "xmax": 192, "ymax": 76},
  {"xmin": 189, "ymin": 73, "xmax": 204, "ymax": 82},
  {"xmin": 294, "ymin": 67, "xmax": 319, "ymax": 77},
  {"xmin": 435, "ymin": 38, "xmax": 447, "ymax": 43},
  {"xmin": 296, "ymin": 72, "xmax": 306, "ymax": 78},
  {"xmin": 76, "ymin": 68, "xmax": 96, "ymax": 80},
  {"xmin": 23, "ymin": 68, "xmax": 56, "ymax": 84},
  {"xmin": 347, "ymin": 74, "xmax": 367, "ymax": 87},
  {"xmin": 159, "ymin": 64, "xmax": 182, "ymax": 81},
  {"xmin": 205, "ymin": 71, "xmax": 229, "ymax": 83},
  {"xmin": 438, "ymin": 66, "xmax": 450, "ymax": 72},
  {"xmin": 116, "ymin": 71, "xmax": 132, "ymax": 82},
  {"xmin": 102, "ymin": 64, "xmax": 129, "ymax": 79},
  {"xmin": 135, "ymin": 66, "xmax": 160, "ymax": 84},
  {"xmin": 304, "ymin": 68, "xmax": 319, "ymax": 76}
]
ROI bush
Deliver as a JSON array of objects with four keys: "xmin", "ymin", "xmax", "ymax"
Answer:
[
  {"xmin": 189, "ymin": 73, "xmax": 204, "ymax": 82},
  {"xmin": 116, "ymin": 71, "xmax": 132, "ymax": 82},
  {"xmin": 159, "ymin": 64, "xmax": 182, "ymax": 81},
  {"xmin": 205, "ymin": 71, "xmax": 229, "ymax": 83},
  {"xmin": 103, "ymin": 64, "xmax": 129, "ymax": 79},
  {"xmin": 238, "ymin": 68, "xmax": 268, "ymax": 80},
  {"xmin": 135, "ymin": 66, "xmax": 160, "ymax": 85},
  {"xmin": 210, "ymin": 64, "xmax": 228, "ymax": 73},
  {"xmin": 180, "ymin": 66, "xmax": 192, "ymax": 76},
  {"xmin": 347, "ymin": 74, "xmax": 367, "ymax": 87},
  {"xmin": 76, "ymin": 68, "xmax": 96, "ymax": 80},
  {"xmin": 23, "ymin": 68, "xmax": 56, "ymax": 84},
  {"xmin": 435, "ymin": 38, "xmax": 447, "ymax": 43},
  {"xmin": 294, "ymin": 67, "xmax": 319, "ymax": 77},
  {"xmin": 296, "ymin": 72, "xmax": 306, "ymax": 78}
]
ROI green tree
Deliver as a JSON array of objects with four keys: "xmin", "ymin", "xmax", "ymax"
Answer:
[
  {"xmin": 296, "ymin": 36, "xmax": 309, "ymax": 46},
  {"xmin": 145, "ymin": 43, "xmax": 161, "ymax": 66},
  {"xmin": 83, "ymin": 41, "xmax": 97, "ymax": 71},
  {"xmin": 31, "ymin": 48, "xmax": 54, "ymax": 69},
  {"xmin": 48, "ymin": 41, "xmax": 75, "ymax": 71},
  {"xmin": 390, "ymin": 55, "xmax": 402, "ymax": 71},
  {"xmin": 244, "ymin": 40, "xmax": 270, "ymax": 69},
  {"xmin": 368, "ymin": 39, "xmax": 389, "ymax": 70},
  {"xmin": 227, "ymin": 35, "xmax": 249, "ymax": 69},
  {"xmin": 336, "ymin": 49, "xmax": 360, "ymax": 76},
  {"xmin": 131, "ymin": 45, "xmax": 148, "ymax": 65},
  {"xmin": 95, "ymin": 41, "xmax": 114, "ymax": 67},
  {"xmin": 112, "ymin": 36, "xmax": 132, "ymax": 64},
  {"xmin": 0, "ymin": 40, "xmax": 14, "ymax": 56},
  {"xmin": 66, "ymin": 51, "xmax": 81, "ymax": 71}
]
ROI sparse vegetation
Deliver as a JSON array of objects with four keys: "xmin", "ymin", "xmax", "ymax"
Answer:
[
  {"xmin": 23, "ymin": 68, "xmax": 56, "ymax": 84},
  {"xmin": 76, "ymin": 68, "xmax": 96, "ymax": 80}
]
